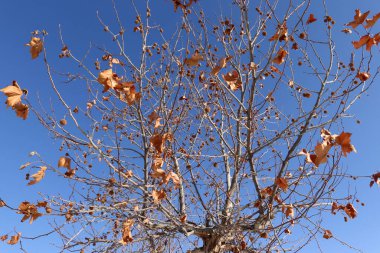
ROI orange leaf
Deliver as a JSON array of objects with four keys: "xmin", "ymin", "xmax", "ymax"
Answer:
[
  {"xmin": 306, "ymin": 14, "xmax": 317, "ymax": 24},
  {"xmin": 352, "ymin": 35, "xmax": 371, "ymax": 49},
  {"xmin": 365, "ymin": 12, "xmax": 380, "ymax": 28},
  {"xmin": 7, "ymin": 232, "xmax": 21, "ymax": 245},
  {"xmin": 334, "ymin": 132, "xmax": 356, "ymax": 157},
  {"xmin": 97, "ymin": 69, "xmax": 121, "ymax": 92},
  {"xmin": 356, "ymin": 72, "xmax": 370, "ymax": 81},
  {"xmin": 275, "ymin": 177, "xmax": 288, "ymax": 192},
  {"xmin": 26, "ymin": 37, "xmax": 43, "ymax": 59},
  {"xmin": 346, "ymin": 10, "xmax": 370, "ymax": 29},
  {"xmin": 119, "ymin": 219, "xmax": 134, "ymax": 245},
  {"xmin": 116, "ymin": 82, "xmax": 141, "ymax": 105},
  {"xmin": 0, "ymin": 83, "xmax": 23, "ymax": 107},
  {"xmin": 28, "ymin": 166, "xmax": 47, "ymax": 186},
  {"xmin": 269, "ymin": 22, "xmax": 288, "ymax": 42},
  {"xmin": 323, "ymin": 230, "xmax": 333, "ymax": 239},
  {"xmin": 211, "ymin": 56, "xmax": 232, "ymax": 75},
  {"xmin": 58, "ymin": 157, "xmax": 71, "ymax": 169},
  {"xmin": 273, "ymin": 48, "xmax": 288, "ymax": 65},
  {"xmin": 222, "ymin": 70, "xmax": 242, "ymax": 91},
  {"xmin": 0, "ymin": 235, "xmax": 8, "ymax": 241},
  {"xmin": 152, "ymin": 189, "xmax": 167, "ymax": 204},
  {"xmin": 184, "ymin": 53, "xmax": 203, "ymax": 67},
  {"xmin": 344, "ymin": 203, "xmax": 357, "ymax": 219}
]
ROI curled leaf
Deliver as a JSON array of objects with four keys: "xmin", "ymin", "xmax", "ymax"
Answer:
[
  {"xmin": 184, "ymin": 53, "xmax": 203, "ymax": 67},
  {"xmin": 306, "ymin": 14, "xmax": 317, "ymax": 24},
  {"xmin": 119, "ymin": 219, "xmax": 134, "ymax": 245},
  {"xmin": 28, "ymin": 166, "xmax": 47, "ymax": 185},
  {"xmin": 7, "ymin": 232, "xmax": 21, "ymax": 245},
  {"xmin": 346, "ymin": 10, "xmax": 370, "ymax": 29},
  {"xmin": 323, "ymin": 230, "xmax": 333, "ymax": 239},
  {"xmin": 26, "ymin": 37, "xmax": 43, "ymax": 59},
  {"xmin": 273, "ymin": 48, "xmax": 288, "ymax": 65},
  {"xmin": 211, "ymin": 56, "xmax": 232, "ymax": 75}
]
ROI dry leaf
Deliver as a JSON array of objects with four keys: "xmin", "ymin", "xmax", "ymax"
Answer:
[
  {"xmin": 344, "ymin": 203, "xmax": 357, "ymax": 219},
  {"xmin": 273, "ymin": 48, "xmax": 288, "ymax": 65},
  {"xmin": 306, "ymin": 14, "xmax": 317, "ymax": 24},
  {"xmin": 341, "ymin": 28, "xmax": 352, "ymax": 34},
  {"xmin": 116, "ymin": 82, "xmax": 141, "ymax": 105},
  {"xmin": 28, "ymin": 166, "xmax": 47, "ymax": 185},
  {"xmin": 211, "ymin": 56, "xmax": 232, "ymax": 75},
  {"xmin": 356, "ymin": 72, "xmax": 370, "ymax": 81},
  {"xmin": 365, "ymin": 12, "xmax": 380, "ymax": 28},
  {"xmin": 58, "ymin": 157, "xmax": 71, "ymax": 169},
  {"xmin": 275, "ymin": 177, "xmax": 288, "ymax": 192},
  {"xmin": 0, "ymin": 235, "xmax": 8, "ymax": 241},
  {"xmin": 148, "ymin": 111, "xmax": 159, "ymax": 124},
  {"xmin": 26, "ymin": 37, "xmax": 43, "ymax": 59},
  {"xmin": 323, "ymin": 230, "xmax": 333, "ymax": 239},
  {"xmin": 222, "ymin": 70, "xmax": 242, "ymax": 91},
  {"xmin": 13, "ymin": 103, "xmax": 29, "ymax": 120},
  {"xmin": 18, "ymin": 202, "xmax": 42, "ymax": 224},
  {"xmin": 334, "ymin": 132, "xmax": 356, "ymax": 157},
  {"xmin": 0, "ymin": 83, "xmax": 23, "ymax": 107},
  {"xmin": 152, "ymin": 189, "xmax": 167, "ymax": 204},
  {"xmin": 269, "ymin": 22, "xmax": 288, "ymax": 42},
  {"xmin": 351, "ymin": 34, "xmax": 380, "ymax": 51},
  {"xmin": 7, "ymin": 232, "xmax": 21, "ymax": 245},
  {"xmin": 0, "ymin": 81, "xmax": 29, "ymax": 120},
  {"xmin": 285, "ymin": 204, "xmax": 294, "ymax": 218},
  {"xmin": 346, "ymin": 10, "xmax": 370, "ymax": 29},
  {"xmin": 150, "ymin": 133, "xmax": 173, "ymax": 153},
  {"xmin": 97, "ymin": 69, "xmax": 121, "ymax": 92},
  {"xmin": 119, "ymin": 219, "xmax": 134, "ymax": 245},
  {"xmin": 184, "ymin": 53, "xmax": 203, "ymax": 67}
]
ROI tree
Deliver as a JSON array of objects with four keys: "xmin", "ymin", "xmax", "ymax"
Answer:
[{"xmin": 1, "ymin": 0, "xmax": 379, "ymax": 252}]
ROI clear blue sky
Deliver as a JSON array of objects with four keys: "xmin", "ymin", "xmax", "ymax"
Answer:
[{"xmin": 0, "ymin": 0, "xmax": 380, "ymax": 252}]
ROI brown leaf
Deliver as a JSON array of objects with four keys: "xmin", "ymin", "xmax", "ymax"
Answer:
[
  {"xmin": 7, "ymin": 232, "xmax": 21, "ymax": 245},
  {"xmin": 119, "ymin": 219, "xmax": 134, "ymax": 245},
  {"xmin": 13, "ymin": 103, "xmax": 29, "ymax": 120},
  {"xmin": 152, "ymin": 189, "xmax": 167, "ymax": 204},
  {"xmin": 306, "ymin": 14, "xmax": 317, "ymax": 24},
  {"xmin": 184, "ymin": 53, "xmax": 203, "ymax": 67},
  {"xmin": 18, "ymin": 202, "xmax": 42, "ymax": 224},
  {"xmin": 0, "ymin": 235, "xmax": 8, "ymax": 241},
  {"xmin": 260, "ymin": 187, "xmax": 273, "ymax": 198},
  {"xmin": 273, "ymin": 48, "xmax": 288, "ymax": 65},
  {"xmin": 356, "ymin": 72, "xmax": 370, "ymax": 81},
  {"xmin": 26, "ymin": 37, "xmax": 43, "ymax": 59},
  {"xmin": 148, "ymin": 111, "xmax": 159, "ymax": 124},
  {"xmin": 346, "ymin": 10, "xmax": 370, "ymax": 29},
  {"xmin": 0, "ymin": 81, "xmax": 29, "ymax": 119},
  {"xmin": 97, "ymin": 69, "xmax": 121, "ymax": 92},
  {"xmin": 352, "ymin": 35, "xmax": 370, "ymax": 49},
  {"xmin": 222, "ymin": 70, "xmax": 242, "ymax": 91},
  {"xmin": 323, "ymin": 230, "xmax": 333, "ymax": 239},
  {"xmin": 365, "ymin": 12, "xmax": 380, "ymax": 28},
  {"xmin": 344, "ymin": 203, "xmax": 357, "ymax": 219},
  {"xmin": 285, "ymin": 204, "xmax": 294, "ymax": 218},
  {"xmin": 116, "ymin": 82, "xmax": 141, "ymax": 105},
  {"xmin": 341, "ymin": 28, "xmax": 352, "ymax": 34},
  {"xmin": 371, "ymin": 172, "xmax": 380, "ymax": 187},
  {"xmin": 269, "ymin": 22, "xmax": 288, "ymax": 42},
  {"xmin": 28, "ymin": 166, "xmax": 47, "ymax": 185},
  {"xmin": 211, "ymin": 56, "xmax": 232, "ymax": 75},
  {"xmin": 58, "ymin": 157, "xmax": 71, "ymax": 169},
  {"xmin": 275, "ymin": 177, "xmax": 288, "ymax": 192},
  {"xmin": 334, "ymin": 132, "xmax": 356, "ymax": 157},
  {"xmin": 0, "ymin": 83, "xmax": 23, "ymax": 107},
  {"xmin": 150, "ymin": 133, "xmax": 173, "ymax": 153}
]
